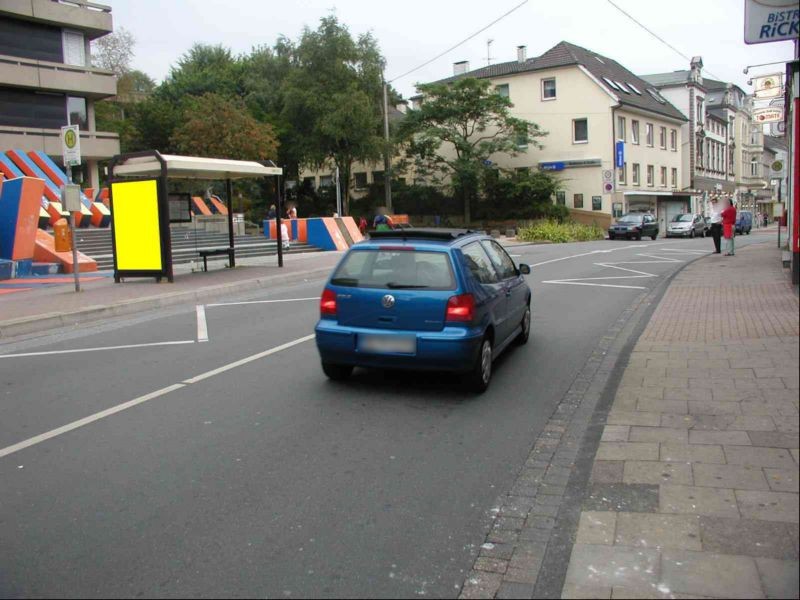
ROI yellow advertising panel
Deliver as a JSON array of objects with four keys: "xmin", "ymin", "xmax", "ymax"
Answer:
[{"xmin": 111, "ymin": 179, "xmax": 163, "ymax": 271}]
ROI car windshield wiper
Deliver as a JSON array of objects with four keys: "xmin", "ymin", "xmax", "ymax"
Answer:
[{"xmin": 386, "ymin": 282, "xmax": 429, "ymax": 289}]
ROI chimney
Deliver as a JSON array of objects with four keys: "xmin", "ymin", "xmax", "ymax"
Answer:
[
  {"xmin": 517, "ymin": 45, "xmax": 527, "ymax": 63},
  {"xmin": 453, "ymin": 61, "xmax": 469, "ymax": 76}
]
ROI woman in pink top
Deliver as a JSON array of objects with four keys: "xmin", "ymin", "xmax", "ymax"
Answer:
[{"xmin": 720, "ymin": 199, "xmax": 737, "ymax": 256}]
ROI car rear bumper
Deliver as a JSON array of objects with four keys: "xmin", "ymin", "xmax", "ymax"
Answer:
[
  {"xmin": 666, "ymin": 230, "xmax": 692, "ymax": 237},
  {"xmin": 315, "ymin": 321, "xmax": 484, "ymax": 371}
]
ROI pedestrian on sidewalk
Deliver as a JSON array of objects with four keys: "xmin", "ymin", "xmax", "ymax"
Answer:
[
  {"xmin": 721, "ymin": 198, "xmax": 737, "ymax": 256},
  {"xmin": 267, "ymin": 204, "xmax": 276, "ymax": 220},
  {"xmin": 708, "ymin": 197, "xmax": 723, "ymax": 253}
]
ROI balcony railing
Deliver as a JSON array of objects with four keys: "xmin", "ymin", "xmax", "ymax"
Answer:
[
  {"xmin": 0, "ymin": 125, "xmax": 119, "ymax": 159},
  {"xmin": 0, "ymin": 53, "xmax": 116, "ymax": 98}
]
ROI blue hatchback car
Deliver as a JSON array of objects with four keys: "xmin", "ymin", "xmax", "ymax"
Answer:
[{"xmin": 314, "ymin": 229, "xmax": 532, "ymax": 392}]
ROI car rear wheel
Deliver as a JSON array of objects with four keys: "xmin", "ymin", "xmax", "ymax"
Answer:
[
  {"xmin": 608, "ymin": 234, "xmax": 615, "ymax": 240},
  {"xmin": 516, "ymin": 306, "xmax": 531, "ymax": 345},
  {"xmin": 322, "ymin": 362, "xmax": 354, "ymax": 381},
  {"xmin": 465, "ymin": 337, "xmax": 493, "ymax": 393},
  {"xmin": 690, "ymin": 229, "xmax": 695, "ymax": 239}
]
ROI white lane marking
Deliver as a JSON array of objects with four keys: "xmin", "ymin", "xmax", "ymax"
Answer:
[
  {"xmin": 0, "ymin": 334, "xmax": 317, "ymax": 460},
  {"xmin": 207, "ymin": 297, "xmax": 318, "ymax": 307},
  {"xmin": 540, "ymin": 281, "xmax": 648, "ymax": 290},
  {"xmin": 182, "ymin": 334, "xmax": 315, "ymax": 385},
  {"xmin": 196, "ymin": 305, "xmax": 209, "ymax": 343},
  {"xmin": 530, "ymin": 245, "xmax": 642, "ymax": 268},
  {"xmin": 0, "ymin": 384, "xmax": 186, "ymax": 459},
  {"xmin": 594, "ymin": 264, "xmax": 659, "ymax": 277},
  {"xmin": 0, "ymin": 340, "xmax": 195, "ymax": 359}
]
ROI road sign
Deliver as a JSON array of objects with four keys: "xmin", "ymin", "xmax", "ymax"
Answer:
[
  {"xmin": 61, "ymin": 184, "xmax": 81, "ymax": 212},
  {"xmin": 540, "ymin": 162, "xmax": 565, "ymax": 171},
  {"xmin": 772, "ymin": 160, "xmax": 784, "ymax": 172},
  {"xmin": 61, "ymin": 125, "xmax": 81, "ymax": 167},
  {"xmin": 744, "ymin": 0, "xmax": 799, "ymax": 44},
  {"xmin": 752, "ymin": 106, "xmax": 784, "ymax": 124}
]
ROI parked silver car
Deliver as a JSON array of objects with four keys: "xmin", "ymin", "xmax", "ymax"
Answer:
[{"xmin": 666, "ymin": 214, "xmax": 705, "ymax": 238}]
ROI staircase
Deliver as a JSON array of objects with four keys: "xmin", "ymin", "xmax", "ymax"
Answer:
[{"xmin": 71, "ymin": 226, "xmax": 320, "ymax": 271}]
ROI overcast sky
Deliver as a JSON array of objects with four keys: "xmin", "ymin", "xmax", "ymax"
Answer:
[{"xmin": 106, "ymin": 0, "xmax": 796, "ymax": 99}]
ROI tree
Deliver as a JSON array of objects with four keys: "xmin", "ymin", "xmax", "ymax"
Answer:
[
  {"xmin": 171, "ymin": 93, "xmax": 278, "ymax": 161},
  {"xmin": 159, "ymin": 44, "xmax": 245, "ymax": 103},
  {"xmin": 398, "ymin": 78, "xmax": 547, "ymax": 223},
  {"xmin": 92, "ymin": 27, "xmax": 135, "ymax": 74},
  {"xmin": 280, "ymin": 16, "xmax": 386, "ymax": 215}
]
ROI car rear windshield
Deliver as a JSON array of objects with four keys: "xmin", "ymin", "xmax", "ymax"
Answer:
[
  {"xmin": 330, "ymin": 249, "xmax": 456, "ymax": 290},
  {"xmin": 673, "ymin": 214, "xmax": 694, "ymax": 222},
  {"xmin": 618, "ymin": 215, "xmax": 643, "ymax": 223}
]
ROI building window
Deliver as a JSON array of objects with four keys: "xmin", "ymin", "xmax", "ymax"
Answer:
[
  {"xmin": 749, "ymin": 127, "xmax": 759, "ymax": 145},
  {"xmin": 697, "ymin": 139, "xmax": 704, "ymax": 169},
  {"xmin": 354, "ymin": 172, "xmax": 368, "ymax": 189},
  {"xmin": 573, "ymin": 193, "xmax": 584, "ymax": 209},
  {"xmin": 647, "ymin": 165, "xmax": 654, "ymax": 187},
  {"xmin": 372, "ymin": 170, "xmax": 385, "ymax": 184},
  {"xmin": 618, "ymin": 162, "xmax": 627, "ymax": 184},
  {"xmin": 573, "ymin": 118, "xmax": 588, "ymax": 143},
  {"xmin": 592, "ymin": 196, "xmax": 602, "ymax": 211},
  {"xmin": 696, "ymin": 97, "xmax": 704, "ymax": 125},
  {"xmin": 631, "ymin": 120, "xmax": 640, "ymax": 145},
  {"xmin": 495, "ymin": 84, "xmax": 509, "ymax": 98},
  {"xmin": 556, "ymin": 191, "xmax": 566, "ymax": 205},
  {"xmin": 62, "ymin": 30, "xmax": 85, "ymax": 66},
  {"xmin": 646, "ymin": 123, "xmax": 654, "ymax": 147},
  {"xmin": 750, "ymin": 156, "xmax": 759, "ymax": 177},
  {"xmin": 319, "ymin": 175, "xmax": 333, "ymax": 187},
  {"xmin": 660, "ymin": 166, "xmax": 667, "ymax": 187},
  {"xmin": 670, "ymin": 129, "xmax": 677, "ymax": 151},
  {"xmin": 516, "ymin": 131, "xmax": 528, "ymax": 149},
  {"xmin": 671, "ymin": 168, "xmax": 677, "ymax": 188},
  {"xmin": 729, "ymin": 146, "xmax": 735, "ymax": 174},
  {"xmin": 67, "ymin": 96, "xmax": 87, "ymax": 129},
  {"xmin": 632, "ymin": 163, "xmax": 640, "ymax": 185},
  {"xmin": 542, "ymin": 78, "xmax": 556, "ymax": 100},
  {"xmin": 617, "ymin": 116, "xmax": 626, "ymax": 142},
  {"xmin": 659, "ymin": 126, "xmax": 667, "ymax": 149}
]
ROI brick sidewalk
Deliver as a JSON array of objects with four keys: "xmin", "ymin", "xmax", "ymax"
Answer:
[{"xmin": 562, "ymin": 243, "xmax": 799, "ymax": 599}]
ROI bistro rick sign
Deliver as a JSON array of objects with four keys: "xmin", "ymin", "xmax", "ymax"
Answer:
[{"xmin": 744, "ymin": 0, "xmax": 799, "ymax": 44}]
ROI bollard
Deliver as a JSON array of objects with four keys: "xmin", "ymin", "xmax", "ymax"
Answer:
[{"xmin": 53, "ymin": 218, "xmax": 71, "ymax": 252}]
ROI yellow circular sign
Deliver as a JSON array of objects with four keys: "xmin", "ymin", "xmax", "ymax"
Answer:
[
  {"xmin": 64, "ymin": 129, "xmax": 77, "ymax": 149},
  {"xmin": 772, "ymin": 160, "xmax": 783, "ymax": 172}
]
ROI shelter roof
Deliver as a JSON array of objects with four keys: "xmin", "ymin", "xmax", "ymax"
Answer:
[{"xmin": 112, "ymin": 153, "xmax": 283, "ymax": 180}]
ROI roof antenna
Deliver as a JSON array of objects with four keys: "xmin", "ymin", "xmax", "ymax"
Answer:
[{"xmin": 486, "ymin": 38, "xmax": 494, "ymax": 66}]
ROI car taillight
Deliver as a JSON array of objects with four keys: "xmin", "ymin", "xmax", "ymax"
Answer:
[
  {"xmin": 446, "ymin": 294, "xmax": 475, "ymax": 323},
  {"xmin": 320, "ymin": 288, "xmax": 337, "ymax": 317}
]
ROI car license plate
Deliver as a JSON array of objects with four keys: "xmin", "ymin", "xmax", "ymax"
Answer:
[{"xmin": 358, "ymin": 334, "xmax": 416, "ymax": 354}]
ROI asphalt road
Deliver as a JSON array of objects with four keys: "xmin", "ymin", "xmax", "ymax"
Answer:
[{"xmin": 0, "ymin": 232, "xmax": 772, "ymax": 598}]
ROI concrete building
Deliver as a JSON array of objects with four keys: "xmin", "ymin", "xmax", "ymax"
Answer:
[
  {"xmin": 413, "ymin": 41, "xmax": 689, "ymax": 229},
  {"xmin": 0, "ymin": 0, "xmax": 120, "ymax": 189},
  {"xmin": 642, "ymin": 61, "xmax": 765, "ymax": 217},
  {"xmin": 762, "ymin": 135, "xmax": 788, "ymax": 221}
]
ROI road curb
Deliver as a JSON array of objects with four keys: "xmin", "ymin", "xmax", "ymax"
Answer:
[{"xmin": 0, "ymin": 266, "xmax": 333, "ymax": 342}]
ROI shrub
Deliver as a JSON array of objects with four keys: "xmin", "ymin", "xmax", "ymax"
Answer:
[{"xmin": 517, "ymin": 220, "xmax": 605, "ymax": 243}]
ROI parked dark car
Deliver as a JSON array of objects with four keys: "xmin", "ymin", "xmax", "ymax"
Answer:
[
  {"xmin": 608, "ymin": 213, "xmax": 659, "ymax": 240},
  {"xmin": 735, "ymin": 210, "xmax": 753, "ymax": 235},
  {"xmin": 666, "ymin": 214, "xmax": 705, "ymax": 238},
  {"xmin": 315, "ymin": 229, "xmax": 532, "ymax": 393}
]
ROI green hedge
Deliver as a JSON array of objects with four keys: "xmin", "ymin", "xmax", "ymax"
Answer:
[{"xmin": 517, "ymin": 220, "xmax": 605, "ymax": 243}]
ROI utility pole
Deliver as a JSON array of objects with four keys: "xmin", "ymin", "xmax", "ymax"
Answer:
[
  {"xmin": 65, "ymin": 164, "xmax": 80, "ymax": 293},
  {"xmin": 383, "ymin": 80, "xmax": 392, "ymax": 212}
]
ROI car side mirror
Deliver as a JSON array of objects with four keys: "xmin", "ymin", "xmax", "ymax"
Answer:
[{"xmin": 519, "ymin": 263, "xmax": 531, "ymax": 275}]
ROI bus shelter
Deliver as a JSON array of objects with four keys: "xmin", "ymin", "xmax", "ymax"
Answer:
[{"xmin": 108, "ymin": 151, "xmax": 283, "ymax": 283}]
